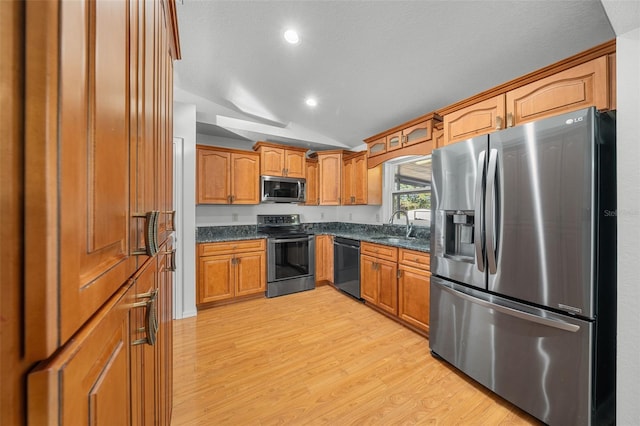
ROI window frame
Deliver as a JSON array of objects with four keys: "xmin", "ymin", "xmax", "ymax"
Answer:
[{"xmin": 383, "ymin": 155, "xmax": 432, "ymax": 226}]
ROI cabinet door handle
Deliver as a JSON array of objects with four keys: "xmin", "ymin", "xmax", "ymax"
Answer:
[
  {"xmin": 165, "ymin": 248, "xmax": 176, "ymax": 271},
  {"xmin": 507, "ymin": 112, "xmax": 514, "ymax": 127},
  {"xmin": 132, "ymin": 211, "xmax": 159, "ymax": 256},
  {"xmin": 227, "ymin": 195, "xmax": 232, "ymax": 203},
  {"xmin": 495, "ymin": 116, "xmax": 503, "ymax": 130},
  {"xmin": 131, "ymin": 288, "xmax": 159, "ymax": 346},
  {"xmin": 397, "ymin": 269, "xmax": 402, "ymax": 279},
  {"xmin": 164, "ymin": 210, "xmax": 176, "ymax": 232}
]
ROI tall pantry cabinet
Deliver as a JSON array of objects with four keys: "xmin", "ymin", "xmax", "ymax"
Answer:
[{"xmin": 1, "ymin": 1, "xmax": 181, "ymax": 425}]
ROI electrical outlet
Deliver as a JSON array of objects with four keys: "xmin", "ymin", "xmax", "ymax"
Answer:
[
  {"xmin": 349, "ymin": 213, "xmax": 353, "ymax": 220},
  {"xmin": 320, "ymin": 212, "xmax": 324, "ymax": 219},
  {"xmin": 232, "ymin": 213, "xmax": 238, "ymax": 222},
  {"xmin": 376, "ymin": 213, "xmax": 380, "ymax": 222}
]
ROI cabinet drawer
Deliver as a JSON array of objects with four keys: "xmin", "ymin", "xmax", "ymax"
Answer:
[
  {"xmin": 398, "ymin": 248, "xmax": 430, "ymax": 270},
  {"xmin": 198, "ymin": 239, "xmax": 266, "ymax": 256},
  {"xmin": 361, "ymin": 242, "xmax": 398, "ymax": 262}
]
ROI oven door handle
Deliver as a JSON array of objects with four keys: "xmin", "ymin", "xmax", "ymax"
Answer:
[{"xmin": 270, "ymin": 237, "xmax": 312, "ymax": 244}]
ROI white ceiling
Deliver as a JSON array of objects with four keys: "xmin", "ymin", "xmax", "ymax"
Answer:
[{"xmin": 174, "ymin": 0, "xmax": 620, "ymax": 151}]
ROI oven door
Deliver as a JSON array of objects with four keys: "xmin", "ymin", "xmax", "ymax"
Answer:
[{"xmin": 267, "ymin": 235, "xmax": 315, "ymax": 282}]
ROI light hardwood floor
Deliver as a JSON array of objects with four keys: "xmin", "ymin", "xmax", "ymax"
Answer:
[{"xmin": 173, "ymin": 286, "xmax": 541, "ymax": 425}]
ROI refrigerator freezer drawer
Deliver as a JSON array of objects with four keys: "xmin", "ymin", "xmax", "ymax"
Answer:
[{"xmin": 430, "ymin": 277, "xmax": 594, "ymax": 426}]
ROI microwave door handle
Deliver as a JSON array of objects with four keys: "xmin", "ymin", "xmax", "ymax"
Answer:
[
  {"xmin": 486, "ymin": 149, "xmax": 498, "ymax": 274},
  {"xmin": 475, "ymin": 150, "xmax": 486, "ymax": 272}
]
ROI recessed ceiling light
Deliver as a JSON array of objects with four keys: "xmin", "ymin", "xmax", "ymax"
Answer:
[
  {"xmin": 284, "ymin": 29, "xmax": 300, "ymax": 44},
  {"xmin": 305, "ymin": 97, "xmax": 317, "ymax": 107}
]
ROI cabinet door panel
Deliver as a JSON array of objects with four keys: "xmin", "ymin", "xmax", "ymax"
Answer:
[
  {"xmin": 130, "ymin": 256, "xmax": 158, "ymax": 426},
  {"xmin": 305, "ymin": 161, "xmax": 318, "ymax": 205},
  {"xmin": 353, "ymin": 154, "xmax": 368, "ymax": 204},
  {"xmin": 506, "ymin": 56, "xmax": 608, "ymax": 126},
  {"xmin": 284, "ymin": 150, "xmax": 305, "ymax": 178},
  {"xmin": 260, "ymin": 146, "xmax": 284, "ymax": 176},
  {"xmin": 28, "ymin": 286, "xmax": 131, "ymax": 425},
  {"xmin": 402, "ymin": 120, "xmax": 432, "ymax": 146},
  {"xmin": 318, "ymin": 154, "xmax": 342, "ymax": 205},
  {"xmin": 360, "ymin": 256, "xmax": 378, "ymax": 304},
  {"xmin": 342, "ymin": 158, "xmax": 354, "ymax": 205},
  {"xmin": 235, "ymin": 252, "xmax": 266, "ymax": 296},
  {"xmin": 197, "ymin": 149, "xmax": 230, "ymax": 204},
  {"xmin": 58, "ymin": 0, "xmax": 135, "ymax": 345},
  {"xmin": 231, "ymin": 153, "xmax": 260, "ymax": 204},
  {"xmin": 377, "ymin": 259, "xmax": 398, "ymax": 315},
  {"xmin": 398, "ymin": 266, "xmax": 430, "ymax": 333},
  {"xmin": 198, "ymin": 255, "xmax": 234, "ymax": 304},
  {"xmin": 444, "ymin": 95, "xmax": 505, "ymax": 145}
]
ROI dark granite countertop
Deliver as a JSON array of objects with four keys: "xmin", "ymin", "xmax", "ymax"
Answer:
[{"xmin": 197, "ymin": 222, "xmax": 430, "ymax": 253}]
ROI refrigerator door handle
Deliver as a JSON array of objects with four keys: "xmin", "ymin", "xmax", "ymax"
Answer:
[
  {"xmin": 438, "ymin": 284, "xmax": 580, "ymax": 333},
  {"xmin": 474, "ymin": 150, "xmax": 486, "ymax": 272},
  {"xmin": 485, "ymin": 149, "xmax": 498, "ymax": 274}
]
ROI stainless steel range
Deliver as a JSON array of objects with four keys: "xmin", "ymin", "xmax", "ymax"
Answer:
[{"xmin": 257, "ymin": 214, "xmax": 315, "ymax": 298}]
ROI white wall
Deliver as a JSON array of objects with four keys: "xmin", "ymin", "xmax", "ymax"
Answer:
[
  {"xmin": 615, "ymin": 27, "xmax": 640, "ymax": 425},
  {"xmin": 173, "ymin": 102, "xmax": 198, "ymax": 318}
]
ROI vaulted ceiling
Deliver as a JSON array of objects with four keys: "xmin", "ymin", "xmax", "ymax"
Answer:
[{"xmin": 174, "ymin": 0, "xmax": 621, "ymax": 151}]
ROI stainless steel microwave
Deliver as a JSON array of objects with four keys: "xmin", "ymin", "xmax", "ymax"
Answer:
[{"xmin": 260, "ymin": 176, "xmax": 306, "ymax": 203}]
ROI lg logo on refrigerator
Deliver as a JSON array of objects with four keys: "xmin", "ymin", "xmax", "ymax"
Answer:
[{"xmin": 565, "ymin": 116, "xmax": 585, "ymax": 125}]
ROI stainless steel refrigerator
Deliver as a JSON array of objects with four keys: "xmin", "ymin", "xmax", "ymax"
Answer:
[{"xmin": 429, "ymin": 107, "xmax": 616, "ymax": 425}]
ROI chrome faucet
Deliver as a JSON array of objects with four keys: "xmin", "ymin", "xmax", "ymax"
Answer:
[{"xmin": 389, "ymin": 210, "xmax": 413, "ymax": 238}]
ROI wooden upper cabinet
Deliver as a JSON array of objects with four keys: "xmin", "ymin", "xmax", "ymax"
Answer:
[
  {"xmin": 342, "ymin": 151, "xmax": 374, "ymax": 205},
  {"xmin": 443, "ymin": 95, "xmax": 506, "ymax": 146},
  {"xmin": 440, "ymin": 43, "xmax": 616, "ymax": 146},
  {"xmin": 284, "ymin": 149, "xmax": 306, "ymax": 178},
  {"xmin": 196, "ymin": 145, "xmax": 259, "ymax": 204},
  {"xmin": 231, "ymin": 152, "xmax": 260, "ymax": 204},
  {"xmin": 49, "ymin": 0, "xmax": 137, "ymax": 348},
  {"xmin": 367, "ymin": 136, "xmax": 386, "ymax": 157},
  {"xmin": 317, "ymin": 151, "xmax": 344, "ymax": 205},
  {"xmin": 402, "ymin": 120, "xmax": 433, "ymax": 147},
  {"xmin": 364, "ymin": 113, "xmax": 440, "ymax": 168},
  {"xmin": 197, "ymin": 148, "xmax": 231, "ymax": 204},
  {"xmin": 305, "ymin": 159, "xmax": 319, "ymax": 205},
  {"xmin": 386, "ymin": 131, "xmax": 403, "ymax": 153},
  {"xmin": 253, "ymin": 141, "xmax": 307, "ymax": 178},
  {"xmin": 506, "ymin": 56, "xmax": 609, "ymax": 127}
]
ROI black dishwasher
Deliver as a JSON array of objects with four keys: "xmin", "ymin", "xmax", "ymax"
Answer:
[{"xmin": 333, "ymin": 237, "xmax": 361, "ymax": 299}]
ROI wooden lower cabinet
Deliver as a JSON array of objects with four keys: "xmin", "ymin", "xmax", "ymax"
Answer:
[
  {"xmin": 398, "ymin": 265, "xmax": 430, "ymax": 334},
  {"xmin": 361, "ymin": 242, "xmax": 399, "ymax": 316},
  {"xmin": 361, "ymin": 243, "xmax": 430, "ymax": 336},
  {"xmin": 28, "ymin": 285, "xmax": 132, "ymax": 425},
  {"xmin": 315, "ymin": 235, "xmax": 334, "ymax": 284},
  {"xmin": 197, "ymin": 240, "xmax": 266, "ymax": 306},
  {"xmin": 28, "ymin": 244, "xmax": 174, "ymax": 426},
  {"xmin": 398, "ymin": 249, "xmax": 431, "ymax": 334},
  {"xmin": 361, "ymin": 255, "xmax": 398, "ymax": 316}
]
